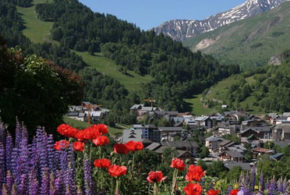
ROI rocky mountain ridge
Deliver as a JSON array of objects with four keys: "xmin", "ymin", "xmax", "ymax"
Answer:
[{"xmin": 153, "ymin": 0, "xmax": 286, "ymax": 41}]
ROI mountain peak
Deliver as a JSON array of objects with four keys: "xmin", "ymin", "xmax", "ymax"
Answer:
[{"xmin": 153, "ymin": 0, "xmax": 286, "ymax": 41}]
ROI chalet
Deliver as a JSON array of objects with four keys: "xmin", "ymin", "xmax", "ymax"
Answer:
[
  {"xmin": 205, "ymin": 136, "xmax": 225, "ymax": 152},
  {"xmin": 130, "ymin": 104, "xmax": 143, "ymax": 111},
  {"xmin": 195, "ymin": 116, "xmax": 213, "ymax": 128},
  {"xmin": 252, "ymin": 147, "xmax": 274, "ymax": 159},
  {"xmin": 162, "ymin": 141, "xmax": 199, "ymax": 156},
  {"xmin": 153, "ymin": 146, "xmax": 193, "ymax": 160},
  {"xmin": 265, "ymin": 113, "xmax": 279, "ymax": 125},
  {"xmin": 239, "ymin": 126, "xmax": 272, "ymax": 143},
  {"xmin": 219, "ymin": 144, "xmax": 246, "ymax": 162},
  {"xmin": 158, "ymin": 127, "xmax": 185, "ymax": 142},
  {"xmin": 272, "ymin": 124, "xmax": 290, "ymax": 141}
]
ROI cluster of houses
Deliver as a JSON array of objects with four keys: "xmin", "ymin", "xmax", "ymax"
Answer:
[
  {"xmin": 66, "ymin": 101, "xmax": 110, "ymax": 123},
  {"xmin": 122, "ymin": 105, "xmax": 290, "ymax": 170}
]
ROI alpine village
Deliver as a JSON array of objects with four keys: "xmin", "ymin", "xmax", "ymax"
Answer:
[{"xmin": 0, "ymin": 0, "xmax": 289, "ymax": 194}]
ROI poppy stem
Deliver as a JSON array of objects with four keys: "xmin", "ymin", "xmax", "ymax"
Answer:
[
  {"xmin": 115, "ymin": 179, "xmax": 120, "ymax": 195},
  {"xmin": 153, "ymin": 183, "xmax": 158, "ymax": 195},
  {"xmin": 171, "ymin": 169, "xmax": 178, "ymax": 194}
]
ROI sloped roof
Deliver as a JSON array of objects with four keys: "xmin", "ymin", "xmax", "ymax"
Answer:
[
  {"xmin": 146, "ymin": 142, "xmax": 161, "ymax": 151},
  {"xmin": 162, "ymin": 141, "xmax": 199, "ymax": 149},
  {"xmin": 158, "ymin": 127, "xmax": 184, "ymax": 132}
]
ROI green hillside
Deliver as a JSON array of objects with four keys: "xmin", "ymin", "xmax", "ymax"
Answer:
[
  {"xmin": 16, "ymin": 1, "xmax": 152, "ymax": 93},
  {"xmin": 17, "ymin": 0, "xmax": 53, "ymax": 43},
  {"xmin": 75, "ymin": 52, "xmax": 153, "ymax": 92},
  {"xmin": 199, "ymin": 51, "xmax": 290, "ymax": 113},
  {"xmin": 183, "ymin": 2, "xmax": 290, "ymax": 69}
]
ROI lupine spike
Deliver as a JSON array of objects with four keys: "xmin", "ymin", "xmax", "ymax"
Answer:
[
  {"xmin": 28, "ymin": 170, "xmax": 39, "ymax": 195},
  {"xmin": 0, "ymin": 143, "xmax": 5, "ymax": 182},
  {"xmin": 47, "ymin": 134, "xmax": 55, "ymax": 172},
  {"xmin": 40, "ymin": 168, "xmax": 50, "ymax": 195},
  {"xmin": 5, "ymin": 133, "xmax": 13, "ymax": 172},
  {"xmin": 18, "ymin": 174, "xmax": 27, "ymax": 195},
  {"xmin": 15, "ymin": 119, "xmax": 22, "ymax": 149},
  {"xmin": 83, "ymin": 153, "xmax": 92, "ymax": 195},
  {"xmin": 250, "ymin": 166, "xmax": 256, "ymax": 191},
  {"xmin": 6, "ymin": 170, "xmax": 14, "ymax": 192}
]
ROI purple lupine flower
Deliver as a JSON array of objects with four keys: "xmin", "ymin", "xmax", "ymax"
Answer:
[
  {"xmin": 10, "ymin": 148, "xmax": 19, "ymax": 180},
  {"xmin": 0, "ymin": 143, "xmax": 5, "ymax": 181},
  {"xmin": 245, "ymin": 172, "xmax": 249, "ymax": 187},
  {"xmin": 83, "ymin": 154, "xmax": 92, "ymax": 195},
  {"xmin": 6, "ymin": 170, "xmax": 14, "ymax": 192},
  {"xmin": 268, "ymin": 177, "xmax": 277, "ymax": 195},
  {"xmin": 238, "ymin": 187, "xmax": 251, "ymax": 195},
  {"xmin": 54, "ymin": 172, "xmax": 63, "ymax": 195},
  {"xmin": 67, "ymin": 143, "xmax": 75, "ymax": 175},
  {"xmin": 64, "ymin": 166, "xmax": 76, "ymax": 195},
  {"xmin": 19, "ymin": 136, "xmax": 29, "ymax": 175},
  {"xmin": 28, "ymin": 170, "xmax": 39, "ymax": 195},
  {"xmin": 17, "ymin": 174, "xmax": 27, "ymax": 195},
  {"xmin": 259, "ymin": 172, "xmax": 264, "ymax": 192},
  {"xmin": 40, "ymin": 168, "xmax": 50, "ymax": 195},
  {"xmin": 47, "ymin": 134, "xmax": 55, "ymax": 172},
  {"xmin": 15, "ymin": 119, "xmax": 22, "ymax": 149},
  {"xmin": 36, "ymin": 127, "xmax": 48, "ymax": 173},
  {"xmin": 21, "ymin": 123, "xmax": 28, "ymax": 141},
  {"xmin": 59, "ymin": 150, "xmax": 68, "ymax": 171},
  {"xmin": 250, "ymin": 166, "xmax": 256, "ymax": 191},
  {"xmin": 277, "ymin": 178, "xmax": 283, "ymax": 193},
  {"xmin": 5, "ymin": 133, "xmax": 13, "ymax": 172}
]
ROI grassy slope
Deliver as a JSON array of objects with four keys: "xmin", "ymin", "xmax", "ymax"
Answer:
[
  {"xmin": 183, "ymin": 2, "xmax": 290, "ymax": 68},
  {"xmin": 17, "ymin": 1, "xmax": 153, "ymax": 93},
  {"xmin": 184, "ymin": 95, "xmax": 216, "ymax": 115},
  {"xmin": 201, "ymin": 74, "xmax": 261, "ymax": 113},
  {"xmin": 17, "ymin": 0, "xmax": 53, "ymax": 43},
  {"xmin": 75, "ymin": 51, "xmax": 153, "ymax": 93}
]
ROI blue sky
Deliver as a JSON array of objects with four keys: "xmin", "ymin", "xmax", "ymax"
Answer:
[{"xmin": 79, "ymin": 0, "xmax": 246, "ymax": 30}]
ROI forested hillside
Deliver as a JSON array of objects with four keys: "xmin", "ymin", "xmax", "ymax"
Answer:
[{"xmin": 201, "ymin": 50, "xmax": 290, "ymax": 113}]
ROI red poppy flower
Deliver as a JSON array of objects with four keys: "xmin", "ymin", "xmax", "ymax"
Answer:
[
  {"xmin": 57, "ymin": 124, "xmax": 78, "ymax": 138},
  {"xmin": 108, "ymin": 165, "xmax": 127, "ymax": 177},
  {"xmin": 74, "ymin": 130, "xmax": 85, "ymax": 140},
  {"xmin": 134, "ymin": 141, "xmax": 144, "ymax": 151},
  {"xmin": 82, "ymin": 127, "xmax": 101, "ymax": 140},
  {"xmin": 207, "ymin": 189, "xmax": 220, "ymax": 195},
  {"xmin": 229, "ymin": 189, "xmax": 239, "ymax": 195},
  {"xmin": 184, "ymin": 183, "xmax": 202, "ymax": 195},
  {"xmin": 95, "ymin": 124, "xmax": 108, "ymax": 135},
  {"xmin": 54, "ymin": 140, "xmax": 69, "ymax": 151},
  {"xmin": 185, "ymin": 165, "xmax": 205, "ymax": 182},
  {"xmin": 125, "ymin": 141, "xmax": 144, "ymax": 151},
  {"xmin": 113, "ymin": 144, "xmax": 129, "ymax": 154},
  {"xmin": 170, "ymin": 158, "xmax": 185, "ymax": 171},
  {"xmin": 73, "ymin": 141, "xmax": 85, "ymax": 152},
  {"xmin": 146, "ymin": 171, "xmax": 166, "ymax": 183},
  {"xmin": 93, "ymin": 136, "xmax": 109, "ymax": 146},
  {"xmin": 94, "ymin": 158, "xmax": 111, "ymax": 169}
]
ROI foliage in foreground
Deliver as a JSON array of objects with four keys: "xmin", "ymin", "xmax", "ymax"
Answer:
[{"xmin": 0, "ymin": 121, "xmax": 289, "ymax": 194}]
